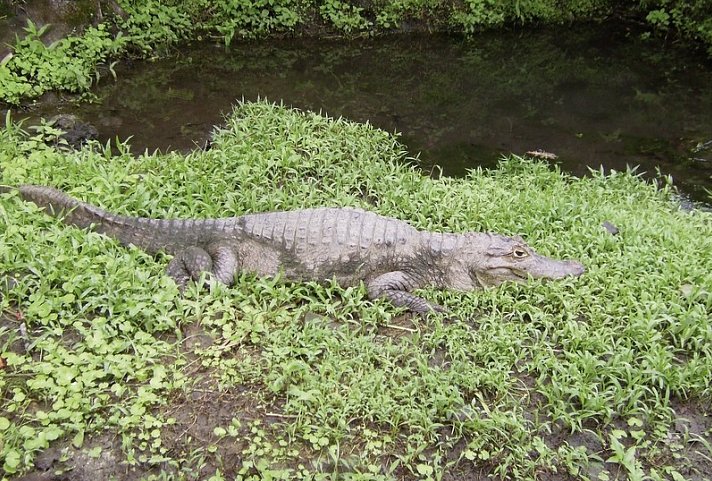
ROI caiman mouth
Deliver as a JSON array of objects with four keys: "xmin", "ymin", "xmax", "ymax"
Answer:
[
  {"xmin": 477, "ymin": 259, "xmax": 585, "ymax": 287},
  {"xmin": 475, "ymin": 267, "xmax": 528, "ymax": 287},
  {"xmin": 508, "ymin": 268, "xmax": 529, "ymax": 280}
]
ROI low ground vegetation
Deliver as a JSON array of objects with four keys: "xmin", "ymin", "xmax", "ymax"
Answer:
[
  {"xmin": 1, "ymin": 101, "xmax": 711, "ymax": 480},
  {"xmin": 0, "ymin": 0, "xmax": 711, "ymax": 105}
]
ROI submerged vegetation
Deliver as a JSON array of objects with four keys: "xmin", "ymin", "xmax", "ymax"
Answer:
[
  {"xmin": 1, "ymin": 101, "xmax": 711, "ymax": 480},
  {"xmin": 0, "ymin": 0, "xmax": 711, "ymax": 105}
]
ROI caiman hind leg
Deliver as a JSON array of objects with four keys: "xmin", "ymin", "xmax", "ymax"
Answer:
[
  {"xmin": 166, "ymin": 243, "xmax": 238, "ymax": 291},
  {"xmin": 367, "ymin": 271, "xmax": 446, "ymax": 316}
]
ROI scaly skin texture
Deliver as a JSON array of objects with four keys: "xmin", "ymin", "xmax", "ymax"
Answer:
[{"xmin": 2, "ymin": 185, "xmax": 585, "ymax": 313}]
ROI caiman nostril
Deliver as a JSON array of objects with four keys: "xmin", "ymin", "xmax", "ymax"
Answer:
[{"xmin": 566, "ymin": 261, "xmax": 586, "ymax": 276}]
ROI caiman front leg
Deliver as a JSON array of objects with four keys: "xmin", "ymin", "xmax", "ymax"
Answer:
[
  {"xmin": 367, "ymin": 271, "xmax": 446, "ymax": 316},
  {"xmin": 166, "ymin": 243, "xmax": 238, "ymax": 291}
]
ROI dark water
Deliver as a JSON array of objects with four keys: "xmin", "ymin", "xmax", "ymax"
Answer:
[{"xmin": 32, "ymin": 25, "xmax": 712, "ymax": 203}]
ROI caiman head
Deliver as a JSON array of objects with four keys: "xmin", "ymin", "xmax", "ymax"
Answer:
[{"xmin": 454, "ymin": 233, "xmax": 585, "ymax": 289}]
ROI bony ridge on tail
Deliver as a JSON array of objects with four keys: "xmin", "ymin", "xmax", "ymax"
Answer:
[{"xmin": 1, "ymin": 184, "xmax": 585, "ymax": 314}]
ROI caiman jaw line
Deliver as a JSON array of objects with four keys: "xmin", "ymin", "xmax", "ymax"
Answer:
[{"xmin": 510, "ymin": 269, "xmax": 528, "ymax": 280}]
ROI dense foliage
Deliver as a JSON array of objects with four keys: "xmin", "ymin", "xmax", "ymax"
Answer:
[
  {"xmin": 640, "ymin": 0, "xmax": 712, "ymax": 54},
  {"xmin": 1, "ymin": 101, "xmax": 711, "ymax": 480},
  {"xmin": 0, "ymin": 0, "xmax": 710, "ymax": 105}
]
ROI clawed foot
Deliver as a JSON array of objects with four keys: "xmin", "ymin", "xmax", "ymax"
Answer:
[
  {"xmin": 416, "ymin": 302, "xmax": 454, "ymax": 320},
  {"xmin": 172, "ymin": 273, "xmax": 222, "ymax": 296}
]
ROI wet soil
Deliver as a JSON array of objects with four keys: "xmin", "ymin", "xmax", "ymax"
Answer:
[
  {"xmin": 14, "ymin": 381, "xmax": 710, "ymax": 481},
  {"xmin": 6, "ymin": 307, "xmax": 710, "ymax": 480}
]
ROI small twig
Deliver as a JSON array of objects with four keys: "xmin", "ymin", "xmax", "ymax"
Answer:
[
  {"xmin": 19, "ymin": 322, "xmax": 31, "ymax": 353},
  {"xmin": 383, "ymin": 323, "xmax": 417, "ymax": 333},
  {"xmin": 265, "ymin": 412, "xmax": 298, "ymax": 419},
  {"xmin": 189, "ymin": 388, "xmax": 221, "ymax": 395}
]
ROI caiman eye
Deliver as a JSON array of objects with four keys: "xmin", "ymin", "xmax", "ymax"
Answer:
[{"xmin": 512, "ymin": 248, "xmax": 529, "ymax": 259}]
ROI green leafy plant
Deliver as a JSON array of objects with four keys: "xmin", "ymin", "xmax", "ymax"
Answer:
[
  {"xmin": 0, "ymin": 20, "xmax": 127, "ymax": 104},
  {"xmin": 1, "ymin": 100, "xmax": 711, "ymax": 479},
  {"xmin": 319, "ymin": 0, "xmax": 372, "ymax": 33}
]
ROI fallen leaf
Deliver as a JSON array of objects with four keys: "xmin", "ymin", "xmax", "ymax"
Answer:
[
  {"xmin": 680, "ymin": 284, "xmax": 694, "ymax": 298},
  {"xmin": 525, "ymin": 150, "xmax": 558, "ymax": 160}
]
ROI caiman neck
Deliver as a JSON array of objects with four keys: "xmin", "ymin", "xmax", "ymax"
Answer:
[{"xmin": 418, "ymin": 231, "xmax": 480, "ymax": 291}]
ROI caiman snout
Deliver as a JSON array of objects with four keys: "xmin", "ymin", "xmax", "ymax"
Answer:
[
  {"xmin": 563, "ymin": 260, "xmax": 586, "ymax": 277},
  {"xmin": 531, "ymin": 256, "xmax": 586, "ymax": 280}
]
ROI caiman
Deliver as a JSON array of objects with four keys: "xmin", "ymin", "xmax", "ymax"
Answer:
[{"xmin": 1, "ymin": 185, "xmax": 585, "ymax": 314}]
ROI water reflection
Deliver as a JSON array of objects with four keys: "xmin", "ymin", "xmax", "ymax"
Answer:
[{"xmin": 33, "ymin": 25, "xmax": 712, "ymax": 202}]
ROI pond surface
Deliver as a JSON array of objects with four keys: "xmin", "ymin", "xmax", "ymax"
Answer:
[{"xmin": 33, "ymin": 24, "xmax": 712, "ymax": 203}]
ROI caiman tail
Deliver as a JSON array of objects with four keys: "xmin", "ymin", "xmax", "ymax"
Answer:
[
  {"xmin": 1, "ymin": 185, "xmax": 205, "ymax": 254},
  {"xmin": 2, "ymin": 185, "xmax": 104, "ymax": 219}
]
